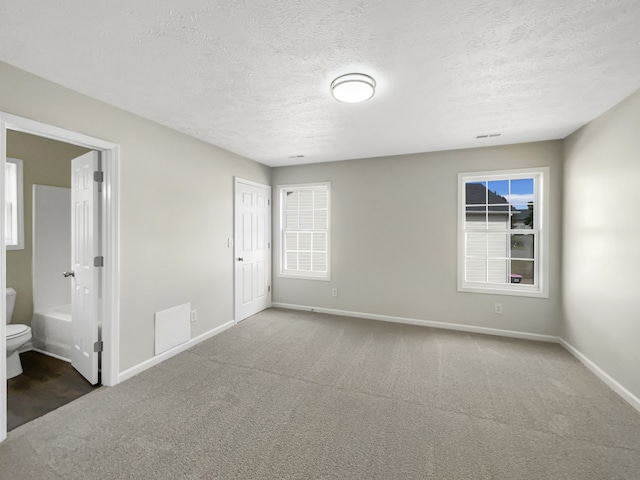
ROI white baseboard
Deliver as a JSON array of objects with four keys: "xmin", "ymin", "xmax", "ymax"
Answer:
[
  {"xmin": 31, "ymin": 340, "xmax": 72, "ymax": 362},
  {"xmin": 559, "ymin": 339, "xmax": 640, "ymax": 414},
  {"xmin": 272, "ymin": 303, "xmax": 560, "ymax": 343},
  {"xmin": 31, "ymin": 348, "xmax": 71, "ymax": 363},
  {"xmin": 118, "ymin": 320, "xmax": 235, "ymax": 383},
  {"xmin": 273, "ymin": 302, "xmax": 640, "ymax": 414},
  {"xmin": 18, "ymin": 341, "xmax": 34, "ymax": 354}
]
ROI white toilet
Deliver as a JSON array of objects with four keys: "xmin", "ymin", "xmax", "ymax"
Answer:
[{"xmin": 6, "ymin": 288, "xmax": 32, "ymax": 379}]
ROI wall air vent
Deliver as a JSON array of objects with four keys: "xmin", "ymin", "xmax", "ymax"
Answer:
[
  {"xmin": 289, "ymin": 155, "xmax": 305, "ymax": 158},
  {"xmin": 476, "ymin": 133, "xmax": 502, "ymax": 139}
]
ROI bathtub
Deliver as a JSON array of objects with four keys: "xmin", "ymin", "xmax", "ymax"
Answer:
[{"xmin": 32, "ymin": 304, "xmax": 72, "ymax": 361}]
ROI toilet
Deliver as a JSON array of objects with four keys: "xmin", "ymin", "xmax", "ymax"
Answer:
[{"xmin": 6, "ymin": 288, "xmax": 32, "ymax": 379}]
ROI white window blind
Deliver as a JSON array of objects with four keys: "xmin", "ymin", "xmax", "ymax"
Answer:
[
  {"xmin": 458, "ymin": 168, "xmax": 549, "ymax": 298},
  {"xmin": 5, "ymin": 158, "xmax": 24, "ymax": 250},
  {"xmin": 279, "ymin": 183, "xmax": 330, "ymax": 280}
]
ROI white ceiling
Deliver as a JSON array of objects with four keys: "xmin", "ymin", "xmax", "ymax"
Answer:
[{"xmin": 1, "ymin": 1, "xmax": 639, "ymax": 167}]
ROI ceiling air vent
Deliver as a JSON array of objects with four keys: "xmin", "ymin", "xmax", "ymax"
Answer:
[
  {"xmin": 289, "ymin": 155, "xmax": 305, "ymax": 158},
  {"xmin": 476, "ymin": 133, "xmax": 502, "ymax": 139}
]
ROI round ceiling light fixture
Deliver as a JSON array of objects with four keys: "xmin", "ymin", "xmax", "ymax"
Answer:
[{"xmin": 330, "ymin": 73, "xmax": 376, "ymax": 103}]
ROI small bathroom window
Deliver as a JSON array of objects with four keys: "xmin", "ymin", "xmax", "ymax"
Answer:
[{"xmin": 5, "ymin": 157, "xmax": 24, "ymax": 250}]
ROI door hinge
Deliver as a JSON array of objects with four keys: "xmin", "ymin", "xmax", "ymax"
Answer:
[
  {"xmin": 268, "ymin": 242, "xmax": 270, "ymax": 249},
  {"xmin": 268, "ymin": 199, "xmax": 270, "ymax": 206},
  {"xmin": 93, "ymin": 171, "xmax": 104, "ymax": 182},
  {"xmin": 268, "ymin": 286, "xmax": 271, "ymax": 292},
  {"xmin": 93, "ymin": 340, "xmax": 103, "ymax": 353},
  {"xmin": 94, "ymin": 256, "xmax": 104, "ymax": 267}
]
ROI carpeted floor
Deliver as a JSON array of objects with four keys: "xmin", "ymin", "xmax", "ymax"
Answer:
[{"xmin": 1, "ymin": 308, "xmax": 639, "ymax": 479}]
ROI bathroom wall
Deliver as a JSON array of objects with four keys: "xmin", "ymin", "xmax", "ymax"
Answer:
[
  {"xmin": 32, "ymin": 185, "xmax": 72, "ymax": 312},
  {"xmin": 6, "ymin": 130, "xmax": 90, "ymax": 326}
]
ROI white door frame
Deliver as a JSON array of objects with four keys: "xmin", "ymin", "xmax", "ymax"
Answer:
[
  {"xmin": 0, "ymin": 111, "xmax": 120, "ymax": 442},
  {"xmin": 233, "ymin": 177, "xmax": 271, "ymax": 323}
]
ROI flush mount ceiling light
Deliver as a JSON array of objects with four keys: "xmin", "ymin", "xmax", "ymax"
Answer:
[{"xmin": 330, "ymin": 73, "xmax": 376, "ymax": 103}]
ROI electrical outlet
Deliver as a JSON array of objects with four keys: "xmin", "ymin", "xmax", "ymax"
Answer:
[
  {"xmin": 190, "ymin": 310, "xmax": 198, "ymax": 323},
  {"xmin": 494, "ymin": 303, "xmax": 503, "ymax": 314},
  {"xmin": 332, "ymin": 288, "xmax": 338, "ymax": 297}
]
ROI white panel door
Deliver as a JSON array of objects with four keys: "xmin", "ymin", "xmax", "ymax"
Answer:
[
  {"xmin": 235, "ymin": 179, "xmax": 271, "ymax": 322},
  {"xmin": 70, "ymin": 151, "xmax": 100, "ymax": 385}
]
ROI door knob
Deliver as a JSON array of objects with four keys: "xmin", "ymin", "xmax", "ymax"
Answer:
[
  {"xmin": 63, "ymin": 270, "xmax": 75, "ymax": 278},
  {"xmin": 237, "ymin": 257, "xmax": 244, "ymax": 261}
]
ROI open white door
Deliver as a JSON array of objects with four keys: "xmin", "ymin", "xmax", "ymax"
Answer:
[
  {"xmin": 234, "ymin": 178, "xmax": 271, "ymax": 322},
  {"xmin": 69, "ymin": 151, "xmax": 100, "ymax": 384}
]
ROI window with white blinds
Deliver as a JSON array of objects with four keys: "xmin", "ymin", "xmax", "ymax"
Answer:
[
  {"xmin": 278, "ymin": 183, "xmax": 330, "ymax": 280},
  {"xmin": 5, "ymin": 158, "xmax": 24, "ymax": 250},
  {"xmin": 458, "ymin": 167, "xmax": 549, "ymax": 298}
]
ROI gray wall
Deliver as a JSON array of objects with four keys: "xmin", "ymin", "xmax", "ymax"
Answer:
[
  {"xmin": 563, "ymin": 89, "xmax": 640, "ymax": 400},
  {"xmin": 0, "ymin": 61, "xmax": 271, "ymax": 372},
  {"xmin": 272, "ymin": 141, "xmax": 564, "ymax": 336}
]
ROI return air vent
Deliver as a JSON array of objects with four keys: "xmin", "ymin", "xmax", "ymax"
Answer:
[{"xmin": 476, "ymin": 133, "xmax": 502, "ymax": 139}]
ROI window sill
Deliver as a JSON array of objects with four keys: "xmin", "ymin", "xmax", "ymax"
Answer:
[
  {"xmin": 458, "ymin": 283, "xmax": 548, "ymax": 298},
  {"xmin": 278, "ymin": 272, "xmax": 331, "ymax": 282}
]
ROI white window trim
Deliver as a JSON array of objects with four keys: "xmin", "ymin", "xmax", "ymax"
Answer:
[
  {"xmin": 5, "ymin": 157, "xmax": 24, "ymax": 251},
  {"xmin": 277, "ymin": 182, "xmax": 331, "ymax": 281},
  {"xmin": 457, "ymin": 167, "xmax": 549, "ymax": 298}
]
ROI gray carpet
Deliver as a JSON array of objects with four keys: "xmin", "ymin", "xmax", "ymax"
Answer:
[{"xmin": 1, "ymin": 308, "xmax": 639, "ymax": 479}]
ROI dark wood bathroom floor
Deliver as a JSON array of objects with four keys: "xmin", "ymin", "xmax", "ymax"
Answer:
[{"xmin": 7, "ymin": 351, "xmax": 100, "ymax": 432}]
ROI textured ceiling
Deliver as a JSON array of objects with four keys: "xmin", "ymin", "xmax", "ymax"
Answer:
[{"xmin": 0, "ymin": 1, "xmax": 639, "ymax": 167}]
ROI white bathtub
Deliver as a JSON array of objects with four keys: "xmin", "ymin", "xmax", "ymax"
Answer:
[{"xmin": 32, "ymin": 304, "xmax": 72, "ymax": 361}]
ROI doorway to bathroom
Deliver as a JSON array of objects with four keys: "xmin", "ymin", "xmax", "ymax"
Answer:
[
  {"xmin": 8, "ymin": 139, "xmax": 100, "ymax": 382},
  {"xmin": 0, "ymin": 112, "xmax": 120, "ymax": 442}
]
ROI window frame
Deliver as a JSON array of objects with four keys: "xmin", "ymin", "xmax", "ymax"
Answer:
[
  {"xmin": 457, "ymin": 167, "xmax": 549, "ymax": 298},
  {"xmin": 5, "ymin": 157, "xmax": 24, "ymax": 251},
  {"xmin": 277, "ymin": 182, "xmax": 331, "ymax": 281}
]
